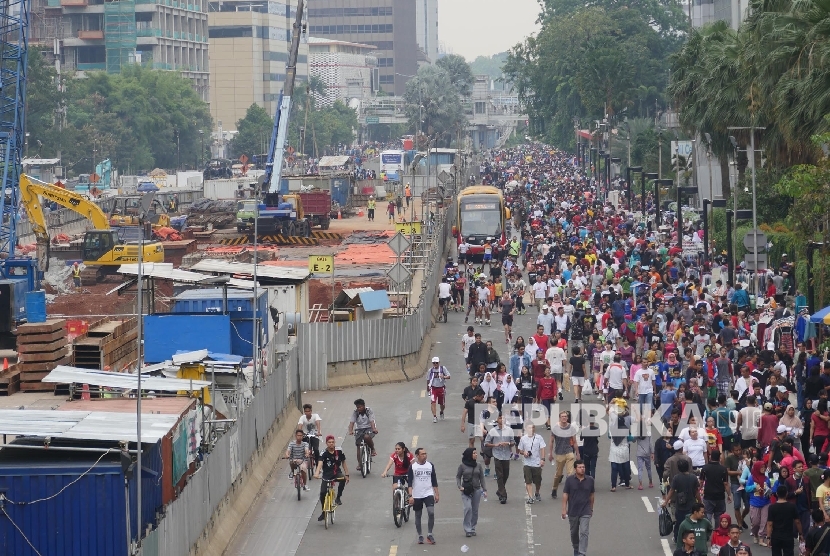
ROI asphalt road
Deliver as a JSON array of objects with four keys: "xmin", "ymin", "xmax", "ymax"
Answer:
[{"xmin": 225, "ymin": 301, "xmax": 743, "ymax": 556}]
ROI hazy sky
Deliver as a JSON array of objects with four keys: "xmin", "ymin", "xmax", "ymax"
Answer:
[{"xmin": 438, "ymin": 0, "xmax": 541, "ymax": 60}]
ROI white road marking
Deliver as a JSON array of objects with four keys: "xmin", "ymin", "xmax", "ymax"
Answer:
[
  {"xmin": 416, "ymin": 410, "xmax": 422, "ymax": 421},
  {"xmin": 389, "ymin": 546, "xmax": 397, "ymax": 556},
  {"xmin": 630, "ymin": 461, "xmax": 639, "ymax": 476},
  {"xmin": 412, "ymin": 435, "xmax": 418, "ymax": 448},
  {"xmin": 641, "ymin": 496, "xmax": 654, "ymax": 513},
  {"xmin": 661, "ymin": 539, "xmax": 672, "ymax": 556},
  {"xmin": 420, "ymin": 390, "xmax": 426, "ymax": 398},
  {"xmin": 525, "ymin": 502, "xmax": 535, "ymax": 555}
]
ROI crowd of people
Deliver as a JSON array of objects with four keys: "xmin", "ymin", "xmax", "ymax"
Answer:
[
  {"xmin": 288, "ymin": 143, "xmax": 830, "ymax": 556},
  {"xmin": 437, "ymin": 145, "xmax": 829, "ymax": 556}
]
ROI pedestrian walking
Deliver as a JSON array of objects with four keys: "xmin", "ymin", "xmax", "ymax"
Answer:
[
  {"xmin": 426, "ymin": 357, "xmax": 450, "ymax": 423},
  {"xmin": 367, "ymin": 196, "xmax": 376, "ymax": 221},
  {"xmin": 484, "ymin": 414, "xmax": 514, "ymax": 504},
  {"xmin": 701, "ymin": 450, "xmax": 732, "ymax": 523},
  {"xmin": 550, "ymin": 410, "xmax": 579, "ymax": 499},
  {"xmin": 518, "ymin": 423, "xmax": 546, "ymax": 503},
  {"xmin": 663, "ymin": 459, "xmax": 701, "ymax": 542},
  {"xmin": 407, "ymin": 447, "xmax": 439, "ymax": 545},
  {"xmin": 387, "ymin": 200, "xmax": 395, "ymax": 223},
  {"xmin": 676, "ymin": 503, "xmax": 714, "ymax": 554},
  {"xmin": 562, "ymin": 459, "xmax": 595, "ymax": 556},
  {"xmin": 636, "ymin": 433, "xmax": 654, "ymax": 489},
  {"xmin": 72, "ymin": 261, "xmax": 81, "ymax": 287},
  {"xmin": 456, "ymin": 447, "xmax": 487, "ymax": 538},
  {"xmin": 766, "ymin": 484, "xmax": 803, "ymax": 556}
]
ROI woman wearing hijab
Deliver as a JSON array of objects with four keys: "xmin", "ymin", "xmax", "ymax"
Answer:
[
  {"xmin": 746, "ymin": 460, "xmax": 771, "ymax": 546},
  {"xmin": 456, "ymin": 448, "xmax": 487, "ymax": 538},
  {"xmin": 502, "ymin": 374, "xmax": 519, "ymax": 404},
  {"xmin": 481, "ymin": 372, "xmax": 498, "ymax": 400},
  {"xmin": 526, "ymin": 336, "xmax": 540, "ymax": 356},
  {"xmin": 780, "ymin": 405, "xmax": 804, "ymax": 453}
]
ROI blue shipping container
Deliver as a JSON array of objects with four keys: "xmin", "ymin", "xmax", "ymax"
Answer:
[
  {"xmin": 143, "ymin": 314, "xmax": 232, "ymax": 363},
  {"xmin": 172, "ymin": 288, "xmax": 267, "ymax": 316},
  {"xmin": 0, "ymin": 443, "xmax": 163, "ymax": 556},
  {"xmin": 330, "ymin": 177, "xmax": 350, "ymax": 208},
  {"xmin": 25, "ymin": 290, "xmax": 46, "ymax": 323}
]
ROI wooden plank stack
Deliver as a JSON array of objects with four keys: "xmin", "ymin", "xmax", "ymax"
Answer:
[
  {"xmin": 16, "ymin": 319, "xmax": 70, "ymax": 392},
  {"xmin": 0, "ymin": 366, "xmax": 20, "ymax": 396},
  {"xmin": 72, "ymin": 317, "xmax": 137, "ymax": 372}
]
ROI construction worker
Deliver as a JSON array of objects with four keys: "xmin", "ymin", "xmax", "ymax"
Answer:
[
  {"xmin": 72, "ymin": 262, "xmax": 81, "ymax": 288},
  {"xmin": 367, "ymin": 196, "xmax": 376, "ymax": 221},
  {"xmin": 405, "ymin": 183, "xmax": 412, "ymax": 207},
  {"xmin": 169, "ymin": 196, "xmax": 177, "ymax": 213}
]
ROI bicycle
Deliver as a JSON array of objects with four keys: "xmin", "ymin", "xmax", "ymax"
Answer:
[
  {"xmin": 304, "ymin": 433, "xmax": 319, "ymax": 479},
  {"xmin": 282, "ymin": 456, "xmax": 307, "ymax": 500},
  {"xmin": 320, "ymin": 477, "xmax": 345, "ymax": 529},
  {"xmin": 358, "ymin": 436, "xmax": 373, "ymax": 478},
  {"xmin": 438, "ymin": 298, "xmax": 449, "ymax": 323},
  {"xmin": 392, "ymin": 477, "xmax": 410, "ymax": 527}
]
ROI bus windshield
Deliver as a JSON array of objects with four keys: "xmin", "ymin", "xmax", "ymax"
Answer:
[{"xmin": 460, "ymin": 209, "xmax": 501, "ymax": 237}]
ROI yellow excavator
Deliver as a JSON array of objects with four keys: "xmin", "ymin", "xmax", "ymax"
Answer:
[{"xmin": 20, "ymin": 174, "xmax": 165, "ymax": 285}]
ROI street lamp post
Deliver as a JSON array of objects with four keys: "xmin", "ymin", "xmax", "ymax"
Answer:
[
  {"xmin": 728, "ymin": 126, "xmax": 766, "ymax": 278},
  {"xmin": 654, "ymin": 178, "xmax": 673, "ymax": 228},
  {"xmin": 627, "ymin": 166, "xmax": 642, "ymax": 212},
  {"xmin": 198, "ymin": 129, "xmax": 204, "ymax": 169}
]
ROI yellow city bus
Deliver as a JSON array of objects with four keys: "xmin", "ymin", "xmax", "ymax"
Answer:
[{"xmin": 453, "ymin": 186, "xmax": 509, "ymax": 260}]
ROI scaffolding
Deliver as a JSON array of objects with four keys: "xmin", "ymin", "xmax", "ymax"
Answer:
[
  {"xmin": 104, "ymin": 0, "xmax": 136, "ymax": 73},
  {"xmin": 0, "ymin": 0, "xmax": 28, "ymax": 257}
]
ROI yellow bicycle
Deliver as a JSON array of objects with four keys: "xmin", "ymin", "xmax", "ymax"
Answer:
[{"xmin": 321, "ymin": 477, "xmax": 345, "ymax": 529}]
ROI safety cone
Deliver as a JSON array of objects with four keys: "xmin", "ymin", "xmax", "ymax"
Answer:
[
  {"xmin": 358, "ymin": 209, "xmax": 364, "ymax": 217},
  {"xmin": 2, "ymin": 358, "xmax": 7, "ymax": 371},
  {"xmin": 337, "ymin": 209, "xmax": 342, "ymax": 219}
]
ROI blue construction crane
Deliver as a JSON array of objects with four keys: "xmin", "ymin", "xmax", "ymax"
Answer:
[
  {"xmin": 261, "ymin": 0, "xmax": 305, "ymax": 206},
  {"xmin": 0, "ymin": 0, "xmax": 44, "ymax": 333}
]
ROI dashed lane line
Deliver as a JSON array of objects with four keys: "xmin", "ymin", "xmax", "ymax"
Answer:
[
  {"xmin": 416, "ymin": 410, "xmax": 422, "ymax": 421},
  {"xmin": 389, "ymin": 545, "xmax": 397, "ymax": 556},
  {"xmin": 420, "ymin": 390, "xmax": 426, "ymax": 398},
  {"xmin": 412, "ymin": 435, "xmax": 419, "ymax": 448},
  {"xmin": 661, "ymin": 539, "xmax": 672, "ymax": 556},
  {"xmin": 525, "ymin": 502, "xmax": 535, "ymax": 555},
  {"xmin": 641, "ymin": 496, "xmax": 654, "ymax": 513}
]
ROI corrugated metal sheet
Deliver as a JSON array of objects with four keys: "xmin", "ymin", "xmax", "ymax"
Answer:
[
  {"xmin": 190, "ymin": 259, "xmax": 311, "ymax": 282},
  {"xmin": 0, "ymin": 461, "xmax": 129, "ymax": 556},
  {"xmin": 42, "ymin": 366, "xmax": 212, "ymax": 391},
  {"xmin": 0, "ymin": 409, "xmax": 180, "ymax": 443}
]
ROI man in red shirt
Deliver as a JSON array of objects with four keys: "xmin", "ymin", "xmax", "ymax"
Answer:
[
  {"xmin": 532, "ymin": 324, "xmax": 551, "ymax": 353},
  {"xmin": 536, "ymin": 366, "xmax": 558, "ymax": 430}
]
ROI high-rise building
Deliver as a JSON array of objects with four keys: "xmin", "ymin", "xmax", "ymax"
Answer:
[
  {"xmin": 308, "ymin": 37, "xmax": 377, "ymax": 107},
  {"xmin": 307, "ymin": 0, "xmax": 419, "ymax": 95},
  {"xmin": 207, "ymin": 0, "xmax": 308, "ymax": 132},
  {"xmin": 688, "ymin": 0, "xmax": 748, "ymax": 29},
  {"xmin": 415, "ymin": 0, "xmax": 437, "ymax": 64},
  {"xmin": 32, "ymin": 0, "xmax": 210, "ymax": 99}
]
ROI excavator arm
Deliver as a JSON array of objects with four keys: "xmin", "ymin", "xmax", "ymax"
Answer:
[
  {"xmin": 20, "ymin": 173, "xmax": 112, "ymax": 271},
  {"xmin": 20, "ymin": 174, "xmax": 111, "ymax": 240}
]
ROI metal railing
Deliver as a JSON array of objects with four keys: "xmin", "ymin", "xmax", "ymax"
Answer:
[{"xmin": 296, "ymin": 200, "xmax": 455, "ymax": 390}]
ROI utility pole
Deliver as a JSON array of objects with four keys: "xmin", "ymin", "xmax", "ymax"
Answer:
[
  {"xmin": 728, "ymin": 126, "xmax": 766, "ymax": 283},
  {"xmin": 658, "ymin": 131, "xmax": 663, "ymax": 179}
]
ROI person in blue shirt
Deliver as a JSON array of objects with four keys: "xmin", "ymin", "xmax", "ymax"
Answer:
[{"xmin": 732, "ymin": 284, "xmax": 750, "ymax": 311}]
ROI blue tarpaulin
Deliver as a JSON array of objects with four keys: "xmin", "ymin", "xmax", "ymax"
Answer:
[{"xmin": 357, "ymin": 289, "xmax": 391, "ymax": 312}]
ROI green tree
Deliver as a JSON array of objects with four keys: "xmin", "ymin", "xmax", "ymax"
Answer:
[
  {"xmin": 230, "ymin": 104, "xmax": 274, "ymax": 159},
  {"xmin": 25, "ymin": 48, "xmax": 65, "ymax": 158},
  {"xmin": 403, "ymin": 65, "xmax": 467, "ymax": 147},
  {"xmin": 469, "ymin": 52, "xmax": 509, "ymax": 82},
  {"xmin": 436, "ymin": 54, "xmax": 475, "ymax": 97}
]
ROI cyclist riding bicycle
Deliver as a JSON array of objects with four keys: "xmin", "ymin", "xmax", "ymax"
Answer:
[
  {"xmin": 438, "ymin": 277, "xmax": 453, "ymax": 311},
  {"xmin": 314, "ymin": 434, "xmax": 349, "ymax": 521},
  {"xmin": 297, "ymin": 403, "xmax": 323, "ymax": 458},
  {"xmin": 381, "ymin": 441, "xmax": 414, "ymax": 495},
  {"xmin": 285, "ymin": 429, "xmax": 311, "ymax": 490},
  {"xmin": 348, "ymin": 399, "xmax": 378, "ymax": 471}
]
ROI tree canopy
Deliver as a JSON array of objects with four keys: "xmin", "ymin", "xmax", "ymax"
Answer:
[
  {"xmin": 504, "ymin": 0, "xmax": 687, "ymax": 147},
  {"xmin": 403, "ymin": 64, "xmax": 468, "ymax": 147},
  {"xmin": 26, "ymin": 50, "xmax": 212, "ymax": 175}
]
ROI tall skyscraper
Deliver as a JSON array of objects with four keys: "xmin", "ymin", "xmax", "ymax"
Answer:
[
  {"xmin": 415, "ymin": 0, "xmax": 438, "ymax": 63},
  {"xmin": 307, "ymin": 0, "xmax": 419, "ymax": 95}
]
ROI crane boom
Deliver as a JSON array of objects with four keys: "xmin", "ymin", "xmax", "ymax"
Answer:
[{"xmin": 264, "ymin": 0, "xmax": 305, "ymax": 195}]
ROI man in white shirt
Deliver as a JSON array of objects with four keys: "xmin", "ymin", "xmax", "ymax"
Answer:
[
  {"xmin": 533, "ymin": 278, "xmax": 548, "ymax": 312},
  {"xmin": 458, "ymin": 241, "xmax": 470, "ymax": 268},
  {"xmin": 518, "ymin": 423, "xmax": 546, "ymax": 504},
  {"xmin": 297, "ymin": 403, "xmax": 323, "ymax": 457},
  {"xmin": 553, "ymin": 306, "xmax": 570, "ymax": 337},
  {"xmin": 438, "ymin": 278, "xmax": 452, "ymax": 308},
  {"xmin": 476, "ymin": 284, "xmax": 491, "ymax": 325},
  {"xmin": 693, "ymin": 330, "xmax": 711, "ymax": 358},
  {"xmin": 537, "ymin": 305, "xmax": 555, "ymax": 335},
  {"xmin": 604, "ymin": 354, "xmax": 628, "ymax": 401},
  {"xmin": 545, "ymin": 343, "xmax": 567, "ymax": 401},
  {"xmin": 461, "ymin": 326, "xmax": 477, "ymax": 369},
  {"xmin": 407, "ymin": 447, "xmax": 440, "ymax": 545}
]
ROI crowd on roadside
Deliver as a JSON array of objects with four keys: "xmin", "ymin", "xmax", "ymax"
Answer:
[{"xmin": 430, "ymin": 144, "xmax": 830, "ymax": 556}]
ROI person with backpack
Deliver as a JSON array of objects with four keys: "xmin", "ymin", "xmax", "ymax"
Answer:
[
  {"xmin": 663, "ymin": 459, "xmax": 701, "ymax": 542},
  {"xmin": 805, "ymin": 508, "xmax": 830, "ymax": 556}
]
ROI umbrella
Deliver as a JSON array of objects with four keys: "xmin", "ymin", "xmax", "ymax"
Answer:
[
  {"xmin": 137, "ymin": 181, "xmax": 159, "ymax": 192},
  {"xmin": 810, "ymin": 305, "xmax": 830, "ymax": 324}
]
